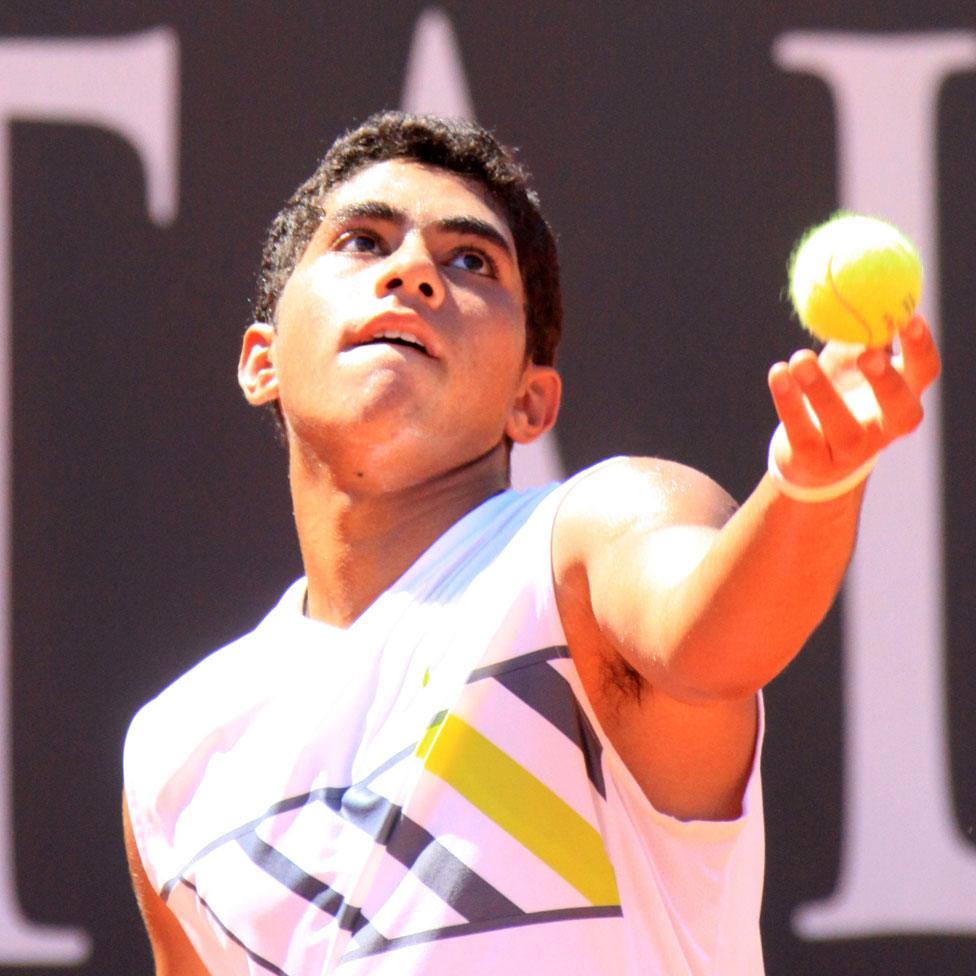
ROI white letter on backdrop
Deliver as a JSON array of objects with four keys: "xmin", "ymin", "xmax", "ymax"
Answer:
[
  {"xmin": 0, "ymin": 27, "xmax": 179, "ymax": 963},
  {"xmin": 774, "ymin": 31, "xmax": 976, "ymax": 937}
]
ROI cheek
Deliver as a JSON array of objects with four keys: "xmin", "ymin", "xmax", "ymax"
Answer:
[
  {"xmin": 455, "ymin": 288, "xmax": 526, "ymax": 351},
  {"xmin": 272, "ymin": 312, "xmax": 332, "ymax": 405},
  {"xmin": 273, "ymin": 269, "xmax": 346, "ymax": 377},
  {"xmin": 475, "ymin": 313, "xmax": 528, "ymax": 377},
  {"xmin": 277, "ymin": 262, "xmax": 335, "ymax": 333}
]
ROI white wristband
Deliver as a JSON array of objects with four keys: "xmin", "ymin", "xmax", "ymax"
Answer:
[{"xmin": 767, "ymin": 424, "xmax": 879, "ymax": 503}]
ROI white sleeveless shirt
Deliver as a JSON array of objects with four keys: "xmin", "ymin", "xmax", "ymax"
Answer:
[{"xmin": 124, "ymin": 473, "xmax": 765, "ymax": 975}]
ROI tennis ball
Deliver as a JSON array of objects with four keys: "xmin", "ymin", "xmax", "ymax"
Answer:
[{"xmin": 788, "ymin": 212, "xmax": 922, "ymax": 347}]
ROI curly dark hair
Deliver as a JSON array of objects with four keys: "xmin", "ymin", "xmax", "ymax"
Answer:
[{"xmin": 253, "ymin": 111, "xmax": 562, "ymax": 366}]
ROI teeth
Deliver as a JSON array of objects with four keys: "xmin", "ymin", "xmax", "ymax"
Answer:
[{"xmin": 372, "ymin": 329, "xmax": 425, "ymax": 350}]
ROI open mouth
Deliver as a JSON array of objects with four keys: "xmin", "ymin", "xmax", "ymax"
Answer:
[{"xmin": 362, "ymin": 329, "xmax": 430, "ymax": 355}]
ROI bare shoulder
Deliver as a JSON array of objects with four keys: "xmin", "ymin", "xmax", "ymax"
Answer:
[{"xmin": 553, "ymin": 456, "xmax": 737, "ymax": 568}]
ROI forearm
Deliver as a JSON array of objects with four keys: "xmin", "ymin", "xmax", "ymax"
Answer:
[
  {"xmin": 646, "ymin": 474, "xmax": 863, "ymax": 701},
  {"xmin": 650, "ymin": 314, "xmax": 936, "ymax": 700},
  {"xmin": 567, "ymin": 309, "xmax": 938, "ymax": 705},
  {"xmin": 638, "ymin": 317, "xmax": 940, "ymax": 703}
]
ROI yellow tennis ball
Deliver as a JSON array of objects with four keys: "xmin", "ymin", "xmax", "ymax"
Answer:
[{"xmin": 788, "ymin": 212, "xmax": 923, "ymax": 347}]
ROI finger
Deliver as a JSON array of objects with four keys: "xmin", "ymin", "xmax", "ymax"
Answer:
[
  {"xmin": 768, "ymin": 361, "xmax": 821, "ymax": 453},
  {"xmin": 895, "ymin": 315, "xmax": 941, "ymax": 395},
  {"xmin": 857, "ymin": 347, "xmax": 924, "ymax": 439},
  {"xmin": 788, "ymin": 350, "xmax": 867, "ymax": 458}
]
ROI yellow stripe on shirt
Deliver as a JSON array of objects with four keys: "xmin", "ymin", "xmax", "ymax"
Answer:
[{"xmin": 417, "ymin": 712, "xmax": 619, "ymax": 907}]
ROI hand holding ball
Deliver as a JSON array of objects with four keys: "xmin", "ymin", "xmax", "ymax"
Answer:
[{"xmin": 788, "ymin": 212, "xmax": 922, "ymax": 347}]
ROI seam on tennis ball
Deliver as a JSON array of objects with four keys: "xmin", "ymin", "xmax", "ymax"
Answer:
[{"xmin": 825, "ymin": 255, "xmax": 874, "ymax": 344}]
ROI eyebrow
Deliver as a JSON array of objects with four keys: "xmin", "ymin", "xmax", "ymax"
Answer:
[{"xmin": 327, "ymin": 201, "xmax": 514, "ymax": 259}]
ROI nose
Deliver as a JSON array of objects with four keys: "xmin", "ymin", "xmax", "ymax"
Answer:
[{"xmin": 376, "ymin": 234, "xmax": 445, "ymax": 308}]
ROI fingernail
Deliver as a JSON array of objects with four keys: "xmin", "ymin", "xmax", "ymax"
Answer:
[
  {"xmin": 771, "ymin": 372, "xmax": 792, "ymax": 395},
  {"xmin": 794, "ymin": 359, "xmax": 818, "ymax": 385},
  {"xmin": 905, "ymin": 317, "xmax": 924, "ymax": 340}
]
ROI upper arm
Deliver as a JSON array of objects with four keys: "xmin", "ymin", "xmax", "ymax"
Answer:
[
  {"xmin": 123, "ymin": 792, "xmax": 210, "ymax": 976},
  {"xmin": 552, "ymin": 457, "xmax": 758, "ymax": 821},
  {"xmin": 553, "ymin": 456, "xmax": 737, "ymax": 694}
]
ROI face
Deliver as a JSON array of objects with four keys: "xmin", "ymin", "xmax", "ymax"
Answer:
[{"xmin": 241, "ymin": 159, "xmax": 558, "ymax": 482}]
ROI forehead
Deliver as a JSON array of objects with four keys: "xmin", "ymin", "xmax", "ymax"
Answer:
[{"xmin": 320, "ymin": 159, "xmax": 515, "ymax": 244}]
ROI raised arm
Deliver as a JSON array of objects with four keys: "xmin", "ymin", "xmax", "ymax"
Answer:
[{"xmin": 553, "ymin": 317, "xmax": 940, "ymax": 821}]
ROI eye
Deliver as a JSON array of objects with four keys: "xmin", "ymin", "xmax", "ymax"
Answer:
[
  {"xmin": 448, "ymin": 249, "xmax": 496, "ymax": 277},
  {"xmin": 335, "ymin": 230, "xmax": 382, "ymax": 254}
]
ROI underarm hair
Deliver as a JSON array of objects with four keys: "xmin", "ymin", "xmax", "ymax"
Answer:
[{"xmin": 602, "ymin": 653, "xmax": 646, "ymax": 706}]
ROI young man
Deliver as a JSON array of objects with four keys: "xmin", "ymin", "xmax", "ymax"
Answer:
[{"xmin": 123, "ymin": 112, "xmax": 940, "ymax": 975}]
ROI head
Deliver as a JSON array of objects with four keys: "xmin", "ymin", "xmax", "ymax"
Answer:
[{"xmin": 253, "ymin": 111, "xmax": 562, "ymax": 369}]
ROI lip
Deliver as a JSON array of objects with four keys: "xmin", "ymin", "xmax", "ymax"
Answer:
[{"xmin": 345, "ymin": 310, "xmax": 442, "ymax": 359}]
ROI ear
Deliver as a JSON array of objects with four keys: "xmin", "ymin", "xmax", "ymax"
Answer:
[
  {"xmin": 238, "ymin": 322, "xmax": 279, "ymax": 405},
  {"xmin": 506, "ymin": 364, "xmax": 561, "ymax": 444}
]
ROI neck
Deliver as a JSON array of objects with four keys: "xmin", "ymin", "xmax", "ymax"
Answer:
[{"xmin": 290, "ymin": 441, "xmax": 510, "ymax": 627}]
